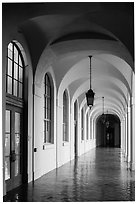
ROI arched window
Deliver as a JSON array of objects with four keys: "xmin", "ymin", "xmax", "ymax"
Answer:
[
  {"xmin": 63, "ymin": 90, "xmax": 69, "ymax": 142},
  {"xmin": 44, "ymin": 74, "xmax": 53, "ymax": 143},
  {"xmin": 6, "ymin": 42, "xmax": 24, "ymax": 98},
  {"xmin": 81, "ymin": 108, "xmax": 84, "ymax": 141}
]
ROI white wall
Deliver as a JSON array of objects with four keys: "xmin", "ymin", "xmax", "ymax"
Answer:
[{"xmin": 33, "ymin": 71, "xmax": 57, "ymax": 180}]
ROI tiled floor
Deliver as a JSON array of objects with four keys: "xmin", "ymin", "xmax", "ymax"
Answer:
[{"xmin": 4, "ymin": 147, "xmax": 135, "ymax": 202}]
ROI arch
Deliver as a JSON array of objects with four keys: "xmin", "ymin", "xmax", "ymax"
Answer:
[
  {"xmin": 59, "ymin": 56, "xmax": 131, "ymax": 97},
  {"xmin": 35, "ymin": 39, "xmax": 133, "ymax": 88}
]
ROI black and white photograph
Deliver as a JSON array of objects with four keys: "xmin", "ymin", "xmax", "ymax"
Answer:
[{"xmin": 2, "ymin": 1, "xmax": 135, "ymax": 202}]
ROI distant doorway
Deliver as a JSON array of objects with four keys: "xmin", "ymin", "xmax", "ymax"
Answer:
[
  {"xmin": 106, "ymin": 127, "xmax": 114, "ymax": 147},
  {"xmin": 96, "ymin": 114, "xmax": 120, "ymax": 148}
]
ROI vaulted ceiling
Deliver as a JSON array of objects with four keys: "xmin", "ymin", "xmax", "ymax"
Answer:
[{"xmin": 3, "ymin": 2, "xmax": 134, "ymax": 119}]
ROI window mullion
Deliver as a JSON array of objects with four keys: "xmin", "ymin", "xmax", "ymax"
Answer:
[
  {"xmin": 17, "ymin": 51, "xmax": 19, "ymax": 97},
  {"xmin": 12, "ymin": 43, "xmax": 14, "ymax": 95},
  {"xmin": 6, "ymin": 47, "xmax": 8, "ymax": 93}
]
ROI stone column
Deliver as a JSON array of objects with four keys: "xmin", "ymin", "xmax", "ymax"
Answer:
[
  {"xmin": 121, "ymin": 119, "xmax": 124, "ymax": 151},
  {"xmin": 125, "ymin": 113, "xmax": 128, "ymax": 159},
  {"xmin": 56, "ymin": 98, "xmax": 63, "ymax": 168},
  {"xmin": 127, "ymin": 106, "xmax": 131, "ymax": 166},
  {"xmin": 130, "ymin": 98, "xmax": 135, "ymax": 170},
  {"xmin": 77, "ymin": 111, "xmax": 81, "ymax": 156}
]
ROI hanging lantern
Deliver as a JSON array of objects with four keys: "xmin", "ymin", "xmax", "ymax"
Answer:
[
  {"xmin": 86, "ymin": 89, "xmax": 95, "ymax": 108},
  {"xmin": 86, "ymin": 56, "xmax": 95, "ymax": 108}
]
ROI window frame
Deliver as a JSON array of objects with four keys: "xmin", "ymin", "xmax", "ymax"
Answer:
[
  {"xmin": 44, "ymin": 73, "xmax": 52, "ymax": 144},
  {"xmin": 6, "ymin": 41, "xmax": 24, "ymax": 101}
]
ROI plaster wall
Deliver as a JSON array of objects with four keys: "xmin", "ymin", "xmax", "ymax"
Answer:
[{"xmin": 33, "ymin": 70, "xmax": 57, "ymax": 180}]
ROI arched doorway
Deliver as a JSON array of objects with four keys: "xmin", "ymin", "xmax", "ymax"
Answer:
[
  {"xmin": 96, "ymin": 114, "xmax": 121, "ymax": 148},
  {"xmin": 5, "ymin": 41, "xmax": 28, "ymax": 192}
]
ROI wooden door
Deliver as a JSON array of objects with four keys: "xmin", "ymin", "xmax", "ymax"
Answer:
[{"xmin": 5, "ymin": 105, "xmax": 23, "ymax": 192}]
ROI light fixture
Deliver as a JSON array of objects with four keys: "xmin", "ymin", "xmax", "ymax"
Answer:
[
  {"xmin": 86, "ymin": 56, "xmax": 95, "ymax": 109},
  {"xmin": 101, "ymin": 97, "xmax": 106, "ymax": 124}
]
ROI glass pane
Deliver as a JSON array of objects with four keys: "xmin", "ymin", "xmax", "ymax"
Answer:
[
  {"xmin": 44, "ymin": 121, "xmax": 47, "ymax": 132},
  {"xmin": 47, "ymin": 121, "xmax": 49, "ymax": 131},
  {"xmin": 8, "ymin": 59, "xmax": 12, "ymax": 76},
  {"xmin": 19, "ymin": 83, "xmax": 22, "ymax": 98},
  {"xmin": 15, "ymin": 134, "xmax": 20, "ymax": 154},
  {"xmin": 45, "ymin": 98, "xmax": 47, "ymax": 109},
  {"xmin": 45, "ymin": 74, "xmax": 49, "ymax": 85},
  {"xmin": 45, "ymin": 121, "xmax": 48, "ymax": 142},
  {"xmin": 15, "ymin": 112, "xmax": 20, "ymax": 133},
  {"xmin": 47, "ymin": 122, "xmax": 51, "ymax": 142},
  {"xmin": 15, "ymin": 156, "xmax": 20, "ymax": 177},
  {"xmin": 45, "ymin": 108, "xmax": 48, "ymax": 119},
  {"xmin": 6, "ymin": 110, "xmax": 10, "ymax": 132},
  {"xmin": 47, "ymin": 109, "xmax": 51, "ymax": 119},
  {"xmin": 44, "ymin": 108, "xmax": 46, "ymax": 119},
  {"xmin": 5, "ymin": 157, "xmax": 10, "ymax": 180},
  {"xmin": 14, "ymin": 80, "xmax": 18, "ymax": 96},
  {"xmin": 19, "ymin": 55, "xmax": 23, "ymax": 67},
  {"xmin": 63, "ymin": 123, "xmax": 66, "ymax": 136},
  {"xmin": 5, "ymin": 134, "xmax": 10, "ymax": 156},
  {"xmin": 14, "ymin": 63, "xmax": 18, "ymax": 80},
  {"xmin": 7, "ymin": 76, "xmax": 12, "ymax": 94},
  {"xmin": 63, "ymin": 92, "xmax": 67, "ymax": 105},
  {"xmin": 19, "ymin": 67, "xmax": 23, "ymax": 82},
  {"xmin": 45, "ymin": 85, "xmax": 48, "ymax": 95},
  {"xmin": 8, "ymin": 42, "xmax": 13, "ymax": 51},
  {"xmin": 47, "ymin": 86, "xmax": 50, "ymax": 96},
  {"xmin": 47, "ymin": 98, "xmax": 51, "ymax": 109},
  {"xmin": 14, "ymin": 46, "xmax": 18, "ymax": 63},
  {"xmin": 8, "ymin": 48, "xmax": 12, "ymax": 59}
]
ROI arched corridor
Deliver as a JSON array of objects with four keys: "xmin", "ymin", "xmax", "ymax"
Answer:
[{"xmin": 2, "ymin": 2, "xmax": 135, "ymax": 202}]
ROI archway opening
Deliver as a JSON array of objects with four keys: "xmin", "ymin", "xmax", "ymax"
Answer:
[{"xmin": 96, "ymin": 114, "xmax": 121, "ymax": 148}]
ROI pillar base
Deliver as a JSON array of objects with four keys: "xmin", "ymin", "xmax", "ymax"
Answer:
[
  {"xmin": 127, "ymin": 155, "xmax": 131, "ymax": 163},
  {"xmin": 123, "ymin": 152, "xmax": 127, "ymax": 161},
  {"xmin": 127, "ymin": 161, "xmax": 131, "ymax": 169},
  {"xmin": 130, "ymin": 162, "xmax": 135, "ymax": 171}
]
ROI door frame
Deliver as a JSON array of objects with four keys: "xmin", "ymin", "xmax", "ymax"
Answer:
[{"xmin": 5, "ymin": 104, "xmax": 23, "ymax": 192}]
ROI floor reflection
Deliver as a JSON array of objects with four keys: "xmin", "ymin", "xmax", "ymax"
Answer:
[{"xmin": 4, "ymin": 147, "xmax": 135, "ymax": 202}]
